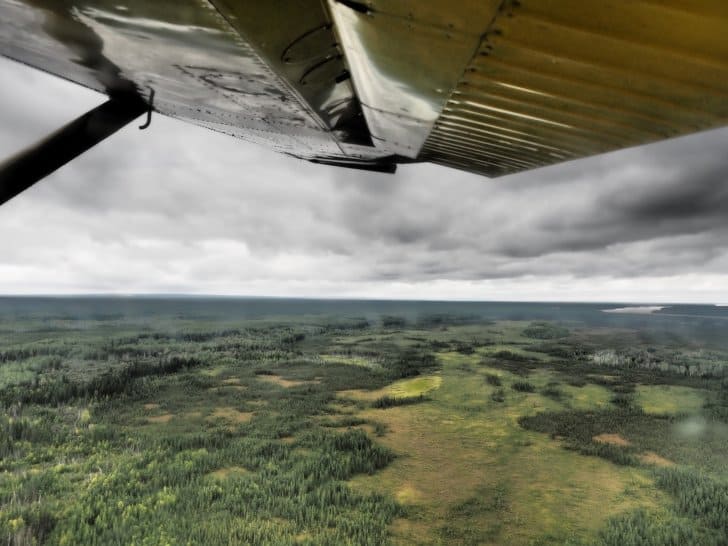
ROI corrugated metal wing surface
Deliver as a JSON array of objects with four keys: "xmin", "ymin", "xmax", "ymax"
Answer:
[{"xmin": 421, "ymin": 0, "xmax": 728, "ymax": 177}]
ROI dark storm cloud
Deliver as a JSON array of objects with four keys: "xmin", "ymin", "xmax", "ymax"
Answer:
[
  {"xmin": 335, "ymin": 133, "xmax": 728, "ymax": 255},
  {"xmin": 522, "ymin": 158, "xmax": 728, "ymax": 259},
  {"xmin": 321, "ymin": 129, "xmax": 728, "ymax": 280},
  {"xmin": 611, "ymin": 166, "xmax": 727, "ymax": 221},
  {"xmin": 1, "ymin": 56, "xmax": 727, "ymax": 300}
]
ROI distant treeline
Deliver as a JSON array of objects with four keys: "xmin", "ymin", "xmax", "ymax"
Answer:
[
  {"xmin": 0, "ymin": 346, "xmax": 72, "ymax": 363},
  {"xmin": 1, "ymin": 356, "xmax": 204, "ymax": 406}
]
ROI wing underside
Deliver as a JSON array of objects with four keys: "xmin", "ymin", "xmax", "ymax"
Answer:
[{"xmin": 1, "ymin": 0, "xmax": 727, "ymax": 177}]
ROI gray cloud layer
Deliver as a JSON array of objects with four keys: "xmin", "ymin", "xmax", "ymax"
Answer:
[{"xmin": 1, "ymin": 56, "xmax": 727, "ymax": 301}]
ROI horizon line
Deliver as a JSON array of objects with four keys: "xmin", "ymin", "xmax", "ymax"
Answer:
[{"xmin": 0, "ymin": 293, "xmax": 724, "ymax": 306}]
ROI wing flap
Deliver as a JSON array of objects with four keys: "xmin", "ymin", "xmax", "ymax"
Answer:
[{"xmin": 422, "ymin": 0, "xmax": 728, "ymax": 176}]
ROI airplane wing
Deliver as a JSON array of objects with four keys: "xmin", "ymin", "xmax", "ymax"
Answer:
[{"xmin": 1, "ymin": 0, "xmax": 727, "ymax": 203}]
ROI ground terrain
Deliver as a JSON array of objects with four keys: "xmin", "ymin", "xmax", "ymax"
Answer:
[{"xmin": 0, "ymin": 299, "xmax": 726, "ymax": 545}]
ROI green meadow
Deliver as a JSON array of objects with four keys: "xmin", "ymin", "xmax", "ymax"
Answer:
[{"xmin": 1, "ymin": 299, "xmax": 727, "ymax": 545}]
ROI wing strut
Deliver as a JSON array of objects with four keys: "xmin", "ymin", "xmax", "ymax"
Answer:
[{"xmin": 0, "ymin": 95, "xmax": 147, "ymax": 206}]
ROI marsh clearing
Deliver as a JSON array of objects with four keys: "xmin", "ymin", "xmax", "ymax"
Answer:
[{"xmin": 346, "ymin": 354, "xmax": 665, "ymax": 545}]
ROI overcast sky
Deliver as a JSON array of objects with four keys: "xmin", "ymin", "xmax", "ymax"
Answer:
[{"xmin": 1, "ymin": 56, "xmax": 727, "ymax": 303}]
